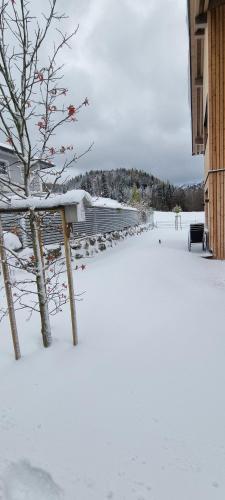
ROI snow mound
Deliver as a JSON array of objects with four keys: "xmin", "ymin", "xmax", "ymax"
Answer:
[
  {"xmin": 3, "ymin": 232, "xmax": 22, "ymax": 251},
  {"xmin": 17, "ymin": 247, "xmax": 34, "ymax": 259},
  {"xmin": 1, "ymin": 461, "xmax": 63, "ymax": 500}
]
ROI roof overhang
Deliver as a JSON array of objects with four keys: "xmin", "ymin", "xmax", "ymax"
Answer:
[{"xmin": 187, "ymin": 0, "xmax": 209, "ymax": 156}]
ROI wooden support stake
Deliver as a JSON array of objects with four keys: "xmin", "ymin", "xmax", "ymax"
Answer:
[
  {"xmin": 61, "ymin": 209, "xmax": 78, "ymax": 346},
  {"xmin": 37, "ymin": 213, "xmax": 46, "ymax": 289},
  {"xmin": 37, "ymin": 214, "xmax": 45, "ymax": 267},
  {"xmin": 0, "ymin": 217, "xmax": 21, "ymax": 360}
]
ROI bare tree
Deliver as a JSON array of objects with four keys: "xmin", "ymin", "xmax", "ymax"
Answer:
[{"xmin": 0, "ymin": 0, "xmax": 91, "ymax": 347}]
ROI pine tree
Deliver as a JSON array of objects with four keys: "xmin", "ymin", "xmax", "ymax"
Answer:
[
  {"xmin": 101, "ymin": 172, "xmax": 110, "ymax": 198},
  {"xmin": 131, "ymin": 185, "xmax": 141, "ymax": 204}
]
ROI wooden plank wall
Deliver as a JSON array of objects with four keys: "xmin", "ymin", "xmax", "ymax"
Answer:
[{"xmin": 208, "ymin": 4, "xmax": 225, "ymax": 258}]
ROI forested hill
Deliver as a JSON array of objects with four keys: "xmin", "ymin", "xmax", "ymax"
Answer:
[{"xmin": 64, "ymin": 168, "xmax": 204, "ymax": 212}]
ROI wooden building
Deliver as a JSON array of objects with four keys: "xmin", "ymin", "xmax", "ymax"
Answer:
[{"xmin": 188, "ymin": 0, "xmax": 225, "ymax": 258}]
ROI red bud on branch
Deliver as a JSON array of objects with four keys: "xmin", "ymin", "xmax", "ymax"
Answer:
[
  {"xmin": 35, "ymin": 72, "xmax": 44, "ymax": 82},
  {"xmin": 37, "ymin": 120, "xmax": 47, "ymax": 129},
  {"xmin": 68, "ymin": 105, "xmax": 76, "ymax": 117}
]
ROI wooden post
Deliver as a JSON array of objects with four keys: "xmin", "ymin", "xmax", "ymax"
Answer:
[
  {"xmin": 0, "ymin": 217, "xmax": 21, "ymax": 360},
  {"xmin": 61, "ymin": 209, "xmax": 78, "ymax": 346},
  {"xmin": 37, "ymin": 214, "xmax": 45, "ymax": 266}
]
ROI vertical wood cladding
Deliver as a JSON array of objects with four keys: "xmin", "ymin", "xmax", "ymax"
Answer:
[
  {"xmin": 209, "ymin": 0, "xmax": 225, "ymax": 8},
  {"xmin": 208, "ymin": 4, "xmax": 225, "ymax": 258}
]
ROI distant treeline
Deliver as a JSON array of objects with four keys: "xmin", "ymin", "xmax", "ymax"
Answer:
[{"xmin": 51, "ymin": 168, "xmax": 204, "ymax": 212}]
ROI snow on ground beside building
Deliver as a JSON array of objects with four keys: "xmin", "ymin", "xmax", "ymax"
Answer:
[{"xmin": 1, "ymin": 211, "xmax": 225, "ymax": 500}]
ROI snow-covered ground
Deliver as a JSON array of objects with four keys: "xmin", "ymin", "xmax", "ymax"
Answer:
[{"xmin": 1, "ymin": 211, "xmax": 225, "ymax": 500}]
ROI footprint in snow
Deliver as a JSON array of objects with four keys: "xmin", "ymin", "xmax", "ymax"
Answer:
[
  {"xmin": 84, "ymin": 478, "xmax": 95, "ymax": 489},
  {"xmin": 0, "ymin": 412, "xmax": 14, "ymax": 431},
  {"xmin": 106, "ymin": 491, "xmax": 114, "ymax": 499}
]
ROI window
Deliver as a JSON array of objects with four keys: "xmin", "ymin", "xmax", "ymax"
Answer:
[{"xmin": 0, "ymin": 161, "xmax": 7, "ymax": 175}]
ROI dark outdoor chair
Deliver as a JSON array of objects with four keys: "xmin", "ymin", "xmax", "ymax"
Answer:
[{"xmin": 188, "ymin": 223, "xmax": 205, "ymax": 251}]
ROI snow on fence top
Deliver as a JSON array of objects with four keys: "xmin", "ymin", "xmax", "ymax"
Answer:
[
  {"xmin": 0, "ymin": 189, "xmax": 93, "ymax": 213},
  {"xmin": 91, "ymin": 196, "xmax": 137, "ymax": 211},
  {"xmin": 0, "ymin": 141, "xmax": 14, "ymax": 151},
  {"xmin": 0, "ymin": 191, "xmax": 138, "ymax": 213}
]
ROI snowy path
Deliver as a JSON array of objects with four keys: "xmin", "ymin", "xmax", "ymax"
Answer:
[{"xmin": 1, "ymin": 219, "xmax": 225, "ymax": 499}]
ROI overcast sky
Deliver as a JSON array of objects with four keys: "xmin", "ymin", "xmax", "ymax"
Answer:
[{"xmin": 41, "ymin": 0, "xmax": 204, "ymax": 184}]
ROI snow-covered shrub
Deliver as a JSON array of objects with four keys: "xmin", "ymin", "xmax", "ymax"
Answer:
[{"xmin": 46, "ymin": 246, "xmax": 62, "ymax": 262}]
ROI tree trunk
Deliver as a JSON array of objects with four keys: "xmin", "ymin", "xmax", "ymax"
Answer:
[
  {"xmin": 29, "ymin": 209, "xmax": 52, "ymax": 347},
  {"xmin": 0, "ymin": 217, "xmax": 21, "ymax": 360}
]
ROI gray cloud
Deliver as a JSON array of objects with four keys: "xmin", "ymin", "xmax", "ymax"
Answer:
[{"xmin": 32, "ymin": 0, "xmax": 205, "ymax": 184}]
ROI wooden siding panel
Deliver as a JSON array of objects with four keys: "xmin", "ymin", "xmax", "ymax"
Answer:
[
  {"xmin": 207, "ymin": 5, "xmax": 225, "ymax": 257},
  {"xmin": 211, "ymin": 9, "xmax": 217, "ymax": 254},
  {"xmin": 215, "ymin": 7, "xmax": 220, "ymax": 257},
  {"xmin": 220, "ymin": 7, "xmax": 224, "ymax": 256},
  {"xmin": 223, "ymin": 7, "xmax": 225, "ymax": 256}
]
